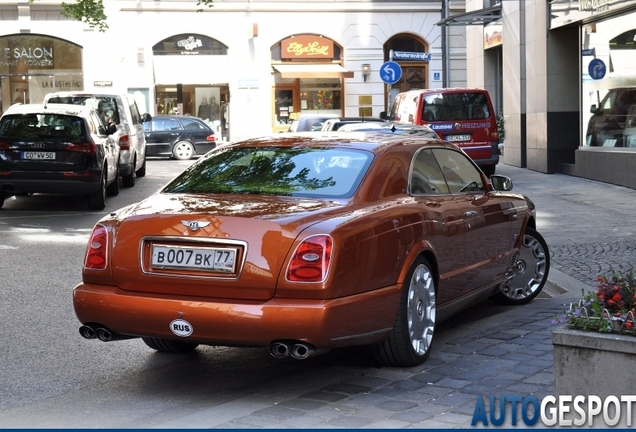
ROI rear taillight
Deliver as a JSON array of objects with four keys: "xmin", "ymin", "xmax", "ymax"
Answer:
[
  {"xmin": 84, "ymin": 225, "xmax": 108, "ymax": 270},
  {"xmin": 206, "ymin": 135, "xmax": 216, "ymax": 142},
  {"xmin": 286, "ymin": 235, "xmax": 333, "ymax": 283},
  {"xmin": 119, "ymin": 135, "xmax": 130, "ymax": 150},
  {"xmin": 0, "ymin": 142, "xmax": 11, "ymax": 150},
  {"xmin": 491, "ymin": 130, "xmax": 499, "ymax": 141},
  {"xmin": 66, "ymin": 142, "xmax": 97, "ymax": 155}
]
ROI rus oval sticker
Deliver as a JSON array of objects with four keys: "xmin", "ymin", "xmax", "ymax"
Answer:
[{"xmin": 170, "ymin": 319, "xmax": 193, "ymax": 337}]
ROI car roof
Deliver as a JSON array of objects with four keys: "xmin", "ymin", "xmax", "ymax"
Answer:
[
  {"xmin": 226, "ymin": 131, "xmax": 456, "ymax": 155},
  {"xmin": 3, "ymin": 103, "xmax": 95, "ymax": 117}
]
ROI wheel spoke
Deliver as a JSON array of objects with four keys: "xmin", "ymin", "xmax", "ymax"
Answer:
[{"xmin": 407, "ymin": 264, "xmax": 436, "ymax": 356}]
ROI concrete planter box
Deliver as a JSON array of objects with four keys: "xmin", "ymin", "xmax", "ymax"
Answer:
[{"xmin": 552, "ymin": 327, "xmax": 636, "ymax": 397}]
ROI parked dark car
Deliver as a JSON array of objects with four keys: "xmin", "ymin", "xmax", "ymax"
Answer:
[
  {"xmin": 144, "ymin": 115, "xmax": 216, "ymax": 160},
  {"xmin": 0, "ymin": 103, "xmax": 120, "ymax": 210}
]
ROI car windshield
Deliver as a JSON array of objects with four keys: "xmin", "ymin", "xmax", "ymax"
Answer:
[
  {"xmin": 422, "ymin": 92, "xmax": 491, "ymax": 122},
  {"xmin": 162, "ymin": 146, "xmax": 373, "ymax": 198},
  {"xmin": 0, "ymin": 114, "xmax": 86, "ymax": 140}
]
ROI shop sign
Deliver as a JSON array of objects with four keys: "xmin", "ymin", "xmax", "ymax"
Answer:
[
  {"xmin": 550, "ymin": 0, "xmax": 630, "ymax": 29},
  {"xmin": 281, "ymin": 36, "xmax": 333, "ymax": 59},
  {"xmin": 0, "ymin": 35, "xmax": 82, "ymax": 74},
  {"xmin": 152, "ymin": 34, "xmax": 227, "ymax": 56}
]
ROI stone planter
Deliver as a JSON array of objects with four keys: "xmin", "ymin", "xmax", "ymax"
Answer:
[{"xmin": 552, "ymin": 326, "xmax": 636, "ymax": 396}]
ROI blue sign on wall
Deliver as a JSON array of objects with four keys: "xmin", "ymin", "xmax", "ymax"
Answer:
[
  {"xmin": 588, "ymin": 58, "xmax": 606, "ymax": 80},
  {"xmin": 379, "ymin": 61, "xmax": 402, "ymax": 84}
]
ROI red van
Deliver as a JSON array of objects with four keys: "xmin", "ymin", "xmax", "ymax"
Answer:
[{"xmin": 382, "ymin": 88, "xmax": 500, "ymax": 176}]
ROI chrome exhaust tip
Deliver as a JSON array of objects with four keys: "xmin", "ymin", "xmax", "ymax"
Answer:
[
  {"xmin": 79, "ymin": 325, "xmax": 96, "ymax": 339},
  {"xmin": 290, "ymin": 343, "xmax": 310, "ymax": 360},
  {"xmin": 269, "ymin": 342, "xmax": 290, "ymax": 359}
]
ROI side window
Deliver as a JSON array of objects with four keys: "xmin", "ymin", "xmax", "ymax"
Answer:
[
  {"xmin": 409, "ymin": 149, "xmax": 450, "ymax": 195},
  {"xmin": 431, "ymin": 148, "xmax": 484, "ymax": 193},
  {"xmin": 181, "ymin": 119, "xmax": 205, "ymax": 130},
  {"xmin": 127, "ymin": 97, "xmax": 142, "ymax": 125}
]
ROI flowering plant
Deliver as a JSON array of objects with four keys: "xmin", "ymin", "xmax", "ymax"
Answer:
[{"xmin": 553, "ymin": 269, "xmax": 636, "ymax": 334}]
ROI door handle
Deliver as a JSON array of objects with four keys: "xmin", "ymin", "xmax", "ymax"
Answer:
[{"xmin": 464, "ymin": 210, "xmax": 478, "ymax": 218}]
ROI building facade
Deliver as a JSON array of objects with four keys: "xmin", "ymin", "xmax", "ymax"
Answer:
[
  {"xmin": 456, "ymin": 0, "xmax": 636, "ymax": 188},
  {"xmin": 0, "ymin": 0, "xmax": 469, "ymax": 142}
]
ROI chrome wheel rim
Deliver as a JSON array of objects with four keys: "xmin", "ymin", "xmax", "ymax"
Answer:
[
  {"xmin": 174, "ymin": 142, "xmax": 194, "ymax": 159},
  {"xmin": 500, "ymin": 233, "xmax": 548, "ymax": 300},
  {"xmin": 407, "ymin": 264, "xmax": 436, "ymax": 356}
]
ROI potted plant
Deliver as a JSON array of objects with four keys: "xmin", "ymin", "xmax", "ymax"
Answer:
[
  {"xmin": 553, "ymin": 269, "xmax": 636, "ymax": 334},
  {"xmin": 551, "ymin": 269, "xmax": 636, "ymax": 402}
]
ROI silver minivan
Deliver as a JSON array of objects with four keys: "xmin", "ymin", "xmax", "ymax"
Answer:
[{"xmin": 44, "ymin": 91, "xmax": 152, "ymax": 187}]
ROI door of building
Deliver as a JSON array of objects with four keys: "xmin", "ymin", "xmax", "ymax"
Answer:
[{"xmin": 273, "ymin": 85, "xmax": 298, "ymax": 133}]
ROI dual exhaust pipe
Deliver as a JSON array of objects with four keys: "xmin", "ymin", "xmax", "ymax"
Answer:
[
  {"xmin": 269, "ymin": 341, "xmax": 329, "ymax": 360},
  {"xmin": 79, "ymin": 324, "xmax": 133, "ymax": 342}
]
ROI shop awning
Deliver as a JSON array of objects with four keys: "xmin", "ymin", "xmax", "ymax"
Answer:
[
  {"xmin": 272, "ymin": 64, "xmax": 354, "ymax": 79},
  {"xmin": 436, "ymin": 4, "xmax": 502, "ymax": 26}
]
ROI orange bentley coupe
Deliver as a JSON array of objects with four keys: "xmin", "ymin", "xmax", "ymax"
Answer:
[{"xmin": 73, "ymin": 132, "xmax": 550, "ymax": 367}]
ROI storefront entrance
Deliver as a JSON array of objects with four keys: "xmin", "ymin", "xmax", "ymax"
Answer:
[{"xmin": 271, "ymin": 35, "xmax": 352, "ymax": 133}]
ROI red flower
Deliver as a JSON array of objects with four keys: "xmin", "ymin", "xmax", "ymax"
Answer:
[
  {"xmin": 626, "ymin": 321, "xmax": 634, "ymax": 330},
  {"xmin": 613, "ymin": 293, "xmax": 622, "ymax": 302}
]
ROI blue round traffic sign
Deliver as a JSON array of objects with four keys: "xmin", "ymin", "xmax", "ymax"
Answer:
[
  {"xmin": 588, "ymin": 58, "xmax": 606, "ymax": 80},
  {"xmin": 380, "ymin": 61, "xmax": 402, "ymax": 84}
]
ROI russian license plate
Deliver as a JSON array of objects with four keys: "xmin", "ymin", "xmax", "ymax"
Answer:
[
  {"xmin": 446, "ymin": 135, "xmax": 471, "ymax": 142},
  {"xmin": 22, "ymin": 151, "xmax": 55, "ymax": 160},
  {"xmin": 151, "ymin": 245, "xmax": 237, "ymax": 273}
]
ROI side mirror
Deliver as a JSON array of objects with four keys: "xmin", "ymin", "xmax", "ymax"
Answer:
[
  {"xmin": 590, "ymin": 104, "xmax": 601, "ymax": 115},
  {"xmin": 490, "ymin": 174, "xmax": 513, "ymax": 191},
  {"xmin": 379, "ymin": 111, "xmax": 387, "ymax": 120},
  {"xmin": 142, "ymin": 113, "xmax": 152, "ymax": 122}
]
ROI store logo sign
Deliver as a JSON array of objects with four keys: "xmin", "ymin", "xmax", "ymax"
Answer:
[
  {"xmin": 282, "ymin": 36, "xmax": 333, "ymax": 59},
  {"xmin": 177, "ymin": 36, "xmax": 203, "ymax": 53}
]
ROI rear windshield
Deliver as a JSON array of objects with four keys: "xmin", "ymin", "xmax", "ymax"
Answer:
[
  {"xmin": 0, "ymin": 114, "xmax": 86, "ymax": 140},
  {"xmin": 162, "ymin": 146, "xmax": 373, "ymax": 198},
  {"xmin": 421, "ymin": 92, "xmax": 491, "ymax": 122},
  {"xmin": 47, "ymin": 96, "xmax": 119, "ymax": 125}
]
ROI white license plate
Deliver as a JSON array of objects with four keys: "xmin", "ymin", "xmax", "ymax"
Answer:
[
  {"xmin": 446, "ymin": 135, "xmax": 471, "ymax": 142},
  {"xmin": 22, "ymin": 151, "xmax": 55, "ymax": 160},
  {"xmin": 151, "ymin": 245, "xmax": 237, "ymax": 273}
]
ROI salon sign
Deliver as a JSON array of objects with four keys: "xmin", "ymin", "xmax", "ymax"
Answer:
[{"xmin": 281, "ymin": 36, "xmax": 334, "ymax": 59}]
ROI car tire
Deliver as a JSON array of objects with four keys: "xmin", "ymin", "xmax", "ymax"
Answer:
[
  {"xmin": 106, "ymin": 165, "xmax": 120, "ymax": 197},
  {"xmin": 136, "ymin": 154, "xmax": 147, "ymax": 178},
  {"xmin": 122, "ymin": 156, "xmax": 136, "ymax": 188},
  {"xmin": 172, "ymin": 141, "xmax": 195, "ymax": 160},
  {"xmin": 87, "ymin": 172, "xmax": 106, "ymax": 210},
  {"xmin": 372, "ymin": 256, "xmax": 436, "ymax": 367},
  {"xmin": 490, "ymin": 227, "xmax": 550, "ymax": 305},
  {"xmin": 142, "ymin": 337, "xmax": 199, "ymax": 353}
]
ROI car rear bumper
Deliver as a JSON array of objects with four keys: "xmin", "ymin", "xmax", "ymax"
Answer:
[
  {"xmin": 73, "ymin": 282, "xmax": 401, "ymax": 349},
  {"xmin": 0, "ymin": 175, "xmax": 102, "ymax": 196},
  {"xmin": 462, "ymin": 142, "xmax": 500, "ymax": 166}
]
